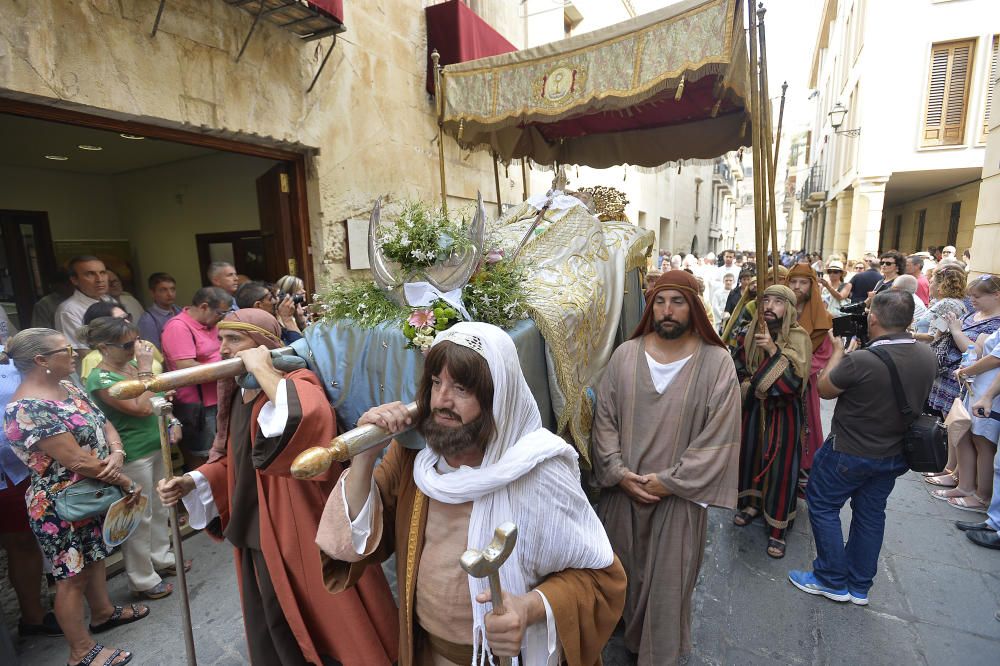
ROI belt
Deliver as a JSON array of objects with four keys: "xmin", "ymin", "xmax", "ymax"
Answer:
[{"xmin": 425, "ymin": 631, "xmax": 474, "ymax": 665}]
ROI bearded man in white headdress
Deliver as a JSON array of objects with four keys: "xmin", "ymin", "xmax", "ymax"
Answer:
[{"xmin": 316, "ymin": 322, "xmax": 626, "ymax": 666}]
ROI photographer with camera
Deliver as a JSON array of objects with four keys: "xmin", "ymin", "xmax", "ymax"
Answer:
[
  {"xmin": 234, "ymin": 281, "xmax": 304, "ymax": 345},
  {"xmin": 789, "ymin": 290, "xmax": 936, "ymax": 605}
]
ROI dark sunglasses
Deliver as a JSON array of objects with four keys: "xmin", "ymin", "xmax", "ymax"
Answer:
[
  {"xmin": 105, "ymin": 340, "xmax": 137, "ymax": 351},
  {"xmin": 38, "ymin": 345, "xmax": 74, "ymax": 357},
  {"xmin": 880, "ymin": 261, "xmax": 896, "ymax": 266},
  {"xmin": 827, "ymin": 269, "xmax": 843, "ymax": 273}
]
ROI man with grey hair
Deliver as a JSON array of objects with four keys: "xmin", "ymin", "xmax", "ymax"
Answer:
[
  {"xmin": 207, "ymin": 261, "xmax": 239, "ymax": 311},
  {"xmin": 891, "ymin": 274, "xmax": 928, "ymax": 327},
  {"xmin": 53, "ymin": 256, "xmax": 113, "ymax": 351}
]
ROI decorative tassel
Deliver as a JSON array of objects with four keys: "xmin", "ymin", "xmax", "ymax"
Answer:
[
  {"xmin": 711, "ymin": 99, "xmax": 722, "ymax": 117},
  {"xmin": 674, "ymin": 74, "xmax": 686, "ymax": 101},
  {"xmin": 458, "ymin": 119, "xmax": 464, "ymax": 141}
]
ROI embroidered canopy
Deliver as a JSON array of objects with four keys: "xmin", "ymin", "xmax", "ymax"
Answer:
[{"xmin": 438, "ymin": 0, "xmax": 750, "ymax": 168}]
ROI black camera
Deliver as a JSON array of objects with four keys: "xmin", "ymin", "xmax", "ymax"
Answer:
[
  {"xmin": 832, "ymin": 301, "xmax": 868, "ymax": 344},
  {"xmin": 278, "ymin": 291, "xmax": 307, "ymax": 306}
]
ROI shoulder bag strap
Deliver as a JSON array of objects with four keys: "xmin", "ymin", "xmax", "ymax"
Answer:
[{"xmin": 866, "ymin": 347, "xmax": 916, "ymax": 422}]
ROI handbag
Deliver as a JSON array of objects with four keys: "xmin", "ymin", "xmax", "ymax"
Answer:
[
  {"xmin": 53, "ymin": 478, "xmax": 124, "ymax": 522},
  {"xmin": 868, "ymin": 346, "xmax": 948, "ymax": 473}
]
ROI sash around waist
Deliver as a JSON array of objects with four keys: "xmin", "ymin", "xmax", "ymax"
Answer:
[{"xmin": 425, "ymin": 629, "xmax": 474, "ymax": 665}]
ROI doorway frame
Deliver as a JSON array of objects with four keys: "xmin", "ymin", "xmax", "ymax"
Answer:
[{"xmin": 0, "ymin": 97, "xmax": 315, "ymax": 293}]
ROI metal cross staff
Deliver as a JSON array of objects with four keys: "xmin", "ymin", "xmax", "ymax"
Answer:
[{"xmin": 150, "ymin": 396, "xmax": 197, "ymax": 666}]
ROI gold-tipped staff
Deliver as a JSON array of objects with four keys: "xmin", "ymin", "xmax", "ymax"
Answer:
[
  {"xmin": 290, "ymin": 402, "xmax": 419, "ymax": 479},
  {"xmin": 108, "ymin": 347, "xmax": 297, "ymax": 400},
  {"xmin": 151, "ymin": 396, "xmax": 197, "ymax": 666}
]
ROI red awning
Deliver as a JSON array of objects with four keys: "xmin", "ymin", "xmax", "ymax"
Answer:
[
  {"xmin": 308, "ymin": 0, "xmax": 343, "ymax": 24},
  {"xmin": 425, "ymin": 0, "xmax": 517, "ymax": 95}
]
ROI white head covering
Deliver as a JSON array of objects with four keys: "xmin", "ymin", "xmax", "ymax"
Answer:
[{"xmin": 412, "ymin": 322, "xmax": 613, "ymax": 665}]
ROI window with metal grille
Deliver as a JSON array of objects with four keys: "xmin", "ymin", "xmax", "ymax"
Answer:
[
  {"xmin": 915, "ymin": 209, "xmax": 927, "ymax": 250},
  {"xmin": 922, "ymin": 39, "xmax": 976, "ymax": 147}
]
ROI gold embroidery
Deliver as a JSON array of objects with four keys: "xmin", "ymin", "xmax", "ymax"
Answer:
[
  {"xmin": 441, "ymin": 0, "xmax": 742, "ymax": 124},
  {"xmin": 404, "ymin": 488, "xmax": 426, "ymax": 632}
]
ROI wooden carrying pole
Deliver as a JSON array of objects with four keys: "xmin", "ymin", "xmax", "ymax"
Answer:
[
  {"xmin": 492, "ymin": 151, "xmax": 503, "ymax": 218},
  {"xmin": 746, "ymin": 1, "xmax": 767, "ymax": 315},
  {"xmin": 108, "ymin": 347, "xmax": 296, "ymax": 400},
  {"xmin": 757, "ymin": 3, "xmax": 781, "ymax": 282},
  {"xmin": 151, "ymin": 397, "xmax": 197, "ymax": 666},
  {"xmin": 290, "ymin": 402, "xmax": 419, "ymax": 479},
  {"xmin": 432, "ymin": 49, "xmax": 448, "ymax": 214}
]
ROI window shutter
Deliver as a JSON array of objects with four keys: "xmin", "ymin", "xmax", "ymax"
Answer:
[
  {"xmin": 984, "ymin": 35, "xmax": 999, "ymax": 140},
  {"xmin": 923, "ymin": 40, "xmax": 975, "ymax": 147}
]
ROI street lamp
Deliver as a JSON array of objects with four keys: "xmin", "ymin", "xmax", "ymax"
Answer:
[{"xmin": 828, "ymin": 102, "xmax": 860, "ymax": 137}]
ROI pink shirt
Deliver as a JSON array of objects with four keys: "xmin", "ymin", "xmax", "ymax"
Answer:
[
  {"xmin": 916, "ymin": 274, "xmax": 930, "ymax": 306},
  {"xmin": 160, "ymin": 309, "xmax": 221, "ymax": 406}
]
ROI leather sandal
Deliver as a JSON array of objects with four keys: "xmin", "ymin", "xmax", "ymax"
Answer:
[
  {"xmin": 89, "ymin": 604, "xmax": 149, "ymax": 634},
  {"xmin": 925, "ymin": 473, "xmax": 959, "ymax": 487},
  {"xmin": 156, "ymin": 559, "xmax": 192, "ymax": 577},
  {"xmin": 931, "ymin": 487, "xmax": 972, "ymax": 501},
  {"xmin": 948, "ymin": 495, "xmax": 988, "ymax": 513},
  {"xmin": 767, "ymin": 538, "xmax": 786, "ymax": 559},
  {"xmin": 133, "ymin": 581, "xmax": 173, "ymax": 600},
  {"xmin": 733, "ymin": 508, "xmax": 760, "ymax": 527},
  {"xmin": 67, "ymin": 643, "xmax": 132, "ymax": 666}
]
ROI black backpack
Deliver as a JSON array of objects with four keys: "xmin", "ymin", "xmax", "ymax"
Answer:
[{"xmin": 867, "ymin": 346, "xmax": 947, "ymax": 473}]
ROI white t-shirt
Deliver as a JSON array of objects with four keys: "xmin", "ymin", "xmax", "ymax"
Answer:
[{"xmin": 645, "ymin": 352, "xmax": 691, "ymax": 394}]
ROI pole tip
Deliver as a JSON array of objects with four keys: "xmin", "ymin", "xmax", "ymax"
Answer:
[
  {"xmin": 290, "ymin": 447, "xmax": 334, "ymax": 479},
  {"xmin": 108, "ymin": 379, "xmax": 148, "ymax": 400}
]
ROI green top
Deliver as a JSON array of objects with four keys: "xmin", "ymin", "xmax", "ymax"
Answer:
[{"xmin": 85, "ymin": 364, "xmax": 161, "ymax": 461}]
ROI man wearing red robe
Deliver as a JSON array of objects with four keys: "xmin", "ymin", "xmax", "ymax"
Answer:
[
  {"xmin": 158, "ymin": 309, "xmax": 398, "ymax": 665},
  {"xmin": 786, "ymin": 263, "xmax": 834, "ymax": 490}
]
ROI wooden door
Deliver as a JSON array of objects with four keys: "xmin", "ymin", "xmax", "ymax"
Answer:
[
  {"xmin": 257, "ymin": 163, "xmax": 299, "ymax": 281},
  {"xmin": 0, "ymin": 210, "xmax": 58, "ymax": 328}
]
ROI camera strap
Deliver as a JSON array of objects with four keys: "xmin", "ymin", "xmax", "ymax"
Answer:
[{"xmin": 866, "ymin": 346, "xmax": 917, "ymax": 424}]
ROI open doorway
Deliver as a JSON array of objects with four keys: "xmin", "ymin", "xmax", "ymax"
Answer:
[{"xmin": 0, "ymin": 100, "xmax": 312, "ymax": 330}]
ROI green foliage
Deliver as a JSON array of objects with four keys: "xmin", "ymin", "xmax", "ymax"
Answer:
[
  {"xmin": 463, "ymin": 258, "xmax": 529, "ymax": 329},
  {"xmin": 378, "ymin": 201, "xmax": 472, "ymax": 272},
  {"xmin": 311, "ymin": 281, "xmax": 404, "ymax": 328}
]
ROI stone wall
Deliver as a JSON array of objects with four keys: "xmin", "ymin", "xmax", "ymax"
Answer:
[{"xmin": 0, "ymin": 0, "xmax": 521, "ymax": 285}]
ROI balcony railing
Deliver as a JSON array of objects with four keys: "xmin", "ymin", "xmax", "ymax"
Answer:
[{"xmin": 797, "ymin": 164, "xmax": 826, "ymax": 209}]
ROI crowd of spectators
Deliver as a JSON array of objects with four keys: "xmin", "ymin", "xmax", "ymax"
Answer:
[{"xmin": 0, "ymin": 256, "xmax": 311, "ymax": 665}]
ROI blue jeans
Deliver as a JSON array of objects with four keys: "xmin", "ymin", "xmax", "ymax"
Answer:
[
  {"xmin": 806, "ymin": 439, "xmax": 908, "ymax": 593},
  {"xmin": 987, "ymin": 446, "xmax": 1000, "ymax": 534}
]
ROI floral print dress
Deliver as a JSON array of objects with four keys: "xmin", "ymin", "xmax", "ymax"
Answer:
[{"xmin": 3, "ymin": 381, "xmax": 113, "ymax": 579}]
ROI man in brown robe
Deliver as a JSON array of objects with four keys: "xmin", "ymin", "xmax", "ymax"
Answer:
[
  {"xmin": 592, "ymin": 270, "xmax": 741, "ymax": 666},
  {"xmin": 158, "ymin": 309, "xmax": 398, "ymax": 666},
  {"xmin": 316, "ymin": 322, "xmax": 626, "ymax": 666}
]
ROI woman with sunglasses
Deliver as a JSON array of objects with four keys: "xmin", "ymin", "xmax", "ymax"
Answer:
[
  {"xmin": 2, "ymin": 328, "xmax": 147, "ymax": 666},
  {"xmin": 78, "ymin": 301, "xmax": 164, "ymax": 381},
  {"xmin": 84, "ymin": 317, "xmax": 187, "ymax": 602},
  {"xmin": 818, "ymin": 260, "xmax": 851, "ymax": 316}
]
